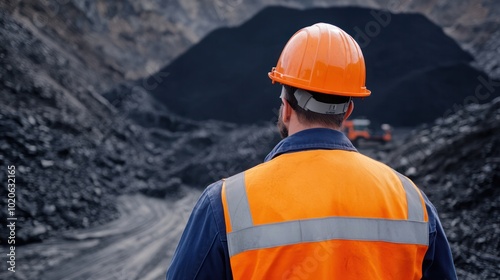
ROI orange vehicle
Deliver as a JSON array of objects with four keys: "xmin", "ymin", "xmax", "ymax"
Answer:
[{"xmin": 343, "ymin": 118, "xmax": 392, "ymax": 146}]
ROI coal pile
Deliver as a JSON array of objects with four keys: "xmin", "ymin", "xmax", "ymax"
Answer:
[
  {"xmin": 146, "ymin": 6, "xmax": 494, "ymax": 126},
  {"xmin": 386, "ymin": 97, "xmax": 500, "ymax": 279}
]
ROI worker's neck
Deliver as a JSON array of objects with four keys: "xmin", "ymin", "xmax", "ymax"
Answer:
[{"xmin": 287, "ymin": 115, "xmax": 340, "ymax": 137}]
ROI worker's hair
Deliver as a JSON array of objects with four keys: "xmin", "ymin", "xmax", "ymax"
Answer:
[{"xmin": 282, "ymin": 85, "xmax": 350, "ymax": 128}]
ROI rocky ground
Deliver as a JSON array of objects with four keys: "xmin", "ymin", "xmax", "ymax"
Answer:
[{"xmin": 0, "ymin": 9, "xmax": 278, "ymax": 245}]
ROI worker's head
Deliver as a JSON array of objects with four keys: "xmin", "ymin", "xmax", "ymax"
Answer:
[{"xmin": 269, "ymin": 23, "xmax": 370, "ymax": 137}]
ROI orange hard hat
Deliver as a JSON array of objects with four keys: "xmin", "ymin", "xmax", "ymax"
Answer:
[{"xmin": 268, "ymin": 23, "xmax": 371, "ymax": 97}]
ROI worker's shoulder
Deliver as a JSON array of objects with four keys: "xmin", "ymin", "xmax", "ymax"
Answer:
[
  {"xmin": 202, "ymin": 180, "xmax": 224, "ymax": 201},
  {"xmin": 352, "ymin": 150, "xmax": 400, "ymax": 172},
  {"xmin": 350, "ymin": 152, "xmax": 428, "ymax": 193},
  {"xmin": 196, "ymin": 180, "xmax": 224, "ymax": 213},
  {"xmin": 196, "ymin": 180, "xmax": 228, "ymax": 234}
]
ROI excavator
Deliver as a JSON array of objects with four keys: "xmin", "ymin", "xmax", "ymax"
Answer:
[{"xmin": 343, "ymin": 118, "xmax": 392, "ymax": 146}]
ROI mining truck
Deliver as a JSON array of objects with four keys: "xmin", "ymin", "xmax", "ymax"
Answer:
[{"xmin": 343, "ymin": 118, "xmax": 392, "ymax": 146}]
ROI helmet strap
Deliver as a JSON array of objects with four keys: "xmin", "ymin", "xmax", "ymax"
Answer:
[{"xmin": 293, "ymin": 88, "xmax": 350, "ymax": 115}]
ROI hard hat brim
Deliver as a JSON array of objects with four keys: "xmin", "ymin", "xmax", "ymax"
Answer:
[{"xmin": 268, "ymin": 71, "xmax": 371, "ymax": 98}]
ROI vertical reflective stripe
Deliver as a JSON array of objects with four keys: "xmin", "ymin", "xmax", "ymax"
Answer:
[
  {"xmin": 395, "ymin": 172, "xmax": 425, "ymax": 222},
  {"xmin": 224, "ymin": 172, "xmax": 253, "ymax": 231}
]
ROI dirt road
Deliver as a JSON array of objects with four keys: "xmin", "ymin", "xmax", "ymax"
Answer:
[{"xmin": 3, "ymin": 191, "xmax": 200, "ymax": 280}]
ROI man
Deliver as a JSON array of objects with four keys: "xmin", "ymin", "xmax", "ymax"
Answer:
[{"xmin": 167, "ymin": 23, "xmax": 457, "ymax": 279}]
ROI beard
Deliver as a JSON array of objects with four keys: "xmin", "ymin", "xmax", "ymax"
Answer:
[{"xmin": 277, "ymin": 105, "xmax": 289, "ymax": 139}]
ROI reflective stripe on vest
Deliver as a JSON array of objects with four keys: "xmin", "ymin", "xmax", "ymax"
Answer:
[{"xmin": 224, "ymin": 171, "xmax": 429, "ymax": 257}]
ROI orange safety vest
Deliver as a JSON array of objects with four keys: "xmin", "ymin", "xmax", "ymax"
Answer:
[{"xmin": 221, "ymin": 149, "xmax": 429, "ymax": 280}]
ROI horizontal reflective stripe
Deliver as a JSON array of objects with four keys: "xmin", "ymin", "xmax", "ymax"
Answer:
[
  {"xmin": 227, "ymin": 217, "xmax": 429, "ymax": 257},
  {"xmin": 224, "ymin": 172, "xmax": 253, "ymax": 231},
  {"xmin": 395, "ymin": 172, "xmax": 425, "ymax": 221}
]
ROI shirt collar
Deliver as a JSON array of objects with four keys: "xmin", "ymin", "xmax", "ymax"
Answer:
[{"xmin": 265, "ymin": 128, "xmax": 357, "ymax": 162}]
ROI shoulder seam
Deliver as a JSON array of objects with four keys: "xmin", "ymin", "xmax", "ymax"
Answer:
[{"xmin": 205, "ymin": 181, "xmax": 227, "ymax": 242}]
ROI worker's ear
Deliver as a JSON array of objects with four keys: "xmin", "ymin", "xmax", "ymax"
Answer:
[
  {"xmin": 282, "ymin": 98, "xmax": 292, "ymax": 123},
  {"xmin": 343, "ymin": 100, "xmax": 354, "ymax": 120}
]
